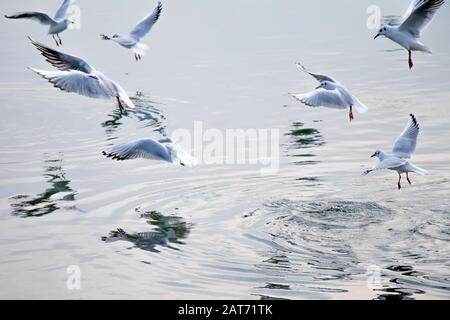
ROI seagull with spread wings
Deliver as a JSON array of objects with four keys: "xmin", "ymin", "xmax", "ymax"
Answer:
[
  {"xmin": 5, "ymin": 0, "xmax": 76, "ymax": 47},
  {"xmin": 103, "ymin": 138, "xmax": 196, "ymax": 167},
  {"xmin": 374, "ymin": 0, "xmax": 445, "ymax": 69},
  {"xmin": 28, "ymin": 37, "xmax": 135, "ymax": 113},
  {"xmin": 101, "ymin": 2, "xmax": 162, "ymax": 61},
  {"xmin": 291, "ymin": 63, "xmax": 368, "ymax": 122},
  {"xmin": 363, "ymin": 114, "xmax": 427, "ymax": 190}
]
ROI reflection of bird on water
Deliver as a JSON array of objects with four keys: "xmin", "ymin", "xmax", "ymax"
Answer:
[
  {"xmin": 9, "ymin": 155, "xmax": 78, "ymax": 217},
  {"xmin": 101, "ymin": 93, "xmax": 167, "ymax": 137},
  {"xmin": 102, "ymin": 210, "xmax": 191, "ymax": 253}
]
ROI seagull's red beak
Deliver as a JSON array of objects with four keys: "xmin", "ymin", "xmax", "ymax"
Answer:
[
  {"xmin": 374, "ymin": 33, "xmax": 380, "ymax": 40},
  {"xmin": 371, "ymin": 153, "xmax": 377, "ymax": 158},
  {"xmin": 315, "ymin": 85, "xmax": 321, "ymax": 89}
]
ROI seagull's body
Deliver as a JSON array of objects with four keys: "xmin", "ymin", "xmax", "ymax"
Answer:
[
  {"xmin": 374, "ymin": 0, "xmax": 445, "ymax": 69},
  {"xmin": 103, "ymin": 138, "xmax": 195, "ymax": 167},
  {"xmin": 101, "ymin": 2, "xmax": 162, "ymax": 61},
  {"xmin": 291, "ymin": 63, "xmax": 368, "ymax": 121},
  {"xmin": 363, "ymin": 114, "xmax": 427, "ymax": 190},
  {"xmin": 5, "ymin": 0, "xmax": 75, "ymax": 46},
  {"xmin": 28, "ymin": 37, "xmax": 135, "ymax": 113}
]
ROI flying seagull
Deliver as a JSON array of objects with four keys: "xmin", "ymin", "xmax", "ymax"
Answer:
[
  {"xmin": 363, "ymin": 114, "xmax": 427, "ymax": 190},
  {"xmin": 291, "ymin": 63, "xmax": 368, "ymax": 121},
  {"xmin": 100, "ymin": 2, "xmax": 162, "ymax": 61},
  {"xmin": 103, "ymin": 138, "xmax": 196, "ymax": 167},
  {"xmin": 374, "ymin": 0, "xmax": 445, "ymax": 69},
  {"xmin": 5, "ymin": 0, "xmax": 76, "ymax": 46},
  {"xmin": 28, "ymin": 37, "xmax": 135, "ymax": 113}
]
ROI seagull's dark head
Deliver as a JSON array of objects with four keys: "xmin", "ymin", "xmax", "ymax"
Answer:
[
  {"xmin": 316, "ymin": 81, "xmax": 336, "ymax": 90},
  {"xmin": 374, "ymin": 26, "xmax": 388, "ymax": 39},
  {"xmin": 371, "ymin": 150, "xmax": 382, "ymax": 158}
]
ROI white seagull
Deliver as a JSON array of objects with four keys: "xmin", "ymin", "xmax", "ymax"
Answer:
[
  {"xmin": 103, "ymin": 138, "xmax": 196, "ymax": 167},
  {"xmin": 5, "ymin": 0, "xmax": 76, "ymax": 47},
  {"xmin": 374, "ymin": 0, "xmax": 445, "ymax": 69},
  {"xmin": 28, "ymin": 37, "xmax": 135, "ymax": 113},
  {"xmin": 100, "ymin": 2, "xmax": 162, "ymax": 61},
  {"xmin": 291, "ymin": 63, "xmax": 368, "ymax": 121},
  {"xmin": 363, "ymin": 114, "xmax": 427, "ymax": 190}
]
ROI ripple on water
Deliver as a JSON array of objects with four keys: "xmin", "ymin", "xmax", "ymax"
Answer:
[{"xmin": 243, "ymin": 200, "xmax": 395, "ymax": 299}]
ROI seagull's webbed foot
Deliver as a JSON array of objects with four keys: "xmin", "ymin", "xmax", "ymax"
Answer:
[
  {"xmin": 349, "ymin": 105, "xmax": 354, "ymax": 122},
  {"xmin": 406, "ymin": 172, "xmax": 412, "ymax": 185},
  {"xmin": 408, "ymin": 50, "xmax": 414, "ymax": 70}
]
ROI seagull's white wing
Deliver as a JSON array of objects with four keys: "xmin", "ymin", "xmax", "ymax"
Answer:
[
  {"xmin": 291, "ymin": 89, "xmax": 347, "ymax": 109},
  {"xmin": 54, "ymin": 0, "xmax": 75, "ymax": 21},
  {"xmin": 392, "ymin": 114, "xmax": 420, "ymax": 158},
  {"xmin": 5, "ymin": 12, "xmax": 56, "ymax": 25},
  {"xmin": 30, "ymin": 68, "xmax": 115, "ymax": 99},
  {"xmin": 29, "ymin": 37, "xmax": 93, "ymax": 73},
  {"xmin": 129, "ymin": 2, "xmax": 162, "ymax": 41},
  {"xmin": 363, "ymin": 157, "xmax": 408, "ymax": 175},
  {"xmin": 296, "ymin": 63, "xmax": 338, "ymax": 83},
  {"xmin": 399, "ymin": 0, "xmax": 445, "ymax": 37},
  {"xmin": 103, "ymin": 139, "xmax": 171, "ymax": 162}
]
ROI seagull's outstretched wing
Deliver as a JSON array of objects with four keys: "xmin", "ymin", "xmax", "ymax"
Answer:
[
  {"xmin": 29, "ymin": 37, "xmax": 93, "ymax": 73},
  {"xmin": 5, "ymin": 12, "xmax": 56, "ymax": 25},
  {"xmin": 291, "ymin": 89, "xmax": 346, "ymax": 109},
  {"xmin": 399, "ymin": 0, "xmax": 445, "ymax": 37},
  {"xmin": 54, "ymin": 0, "xmax": 75, "ymax": 21},
  {"xmin": 103, "ymin": 139, "xmax": 171, "ymax": 162},
  {"xmin": 363, "ymin": 157, "xmax": 408, "ymax": 175},
  {"xmin": 129, "ymin": 2, "xmax": 162, "ymax": 41},
  {"xmin": 296, "ymin": 63, "xmax": 338, "ymax": 83},
  {"xmin": 392, "ymin": 114, "xmax": 420, "ymax": 159},
  {"xmin": 29, "ymin": 68, "xmax": 115, "ymax": 99}
]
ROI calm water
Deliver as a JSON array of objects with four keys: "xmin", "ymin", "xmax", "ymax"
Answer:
[{"xmin": 0, "ymin": 0, "xmax": 449, "ymax": 299}]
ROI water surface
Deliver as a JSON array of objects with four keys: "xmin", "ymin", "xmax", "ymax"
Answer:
[{"xmin": 0, "ymin": 0, "xmax": 449, "ymax": 299}]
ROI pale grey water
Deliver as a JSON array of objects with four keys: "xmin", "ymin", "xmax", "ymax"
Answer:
[{"xmin": 0, "ymin": 0, "xmax": 449, "ymax": 300}]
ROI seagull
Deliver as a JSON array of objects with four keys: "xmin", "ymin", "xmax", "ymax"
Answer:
[
  {"xmin": 100, "ymin": 2, "xmax": 162, "ymax": 61},
  {"xmin": 28, "ymin": 37, "xmax": 135, "ymax": 113},
  {"xmin": 374, "ymin": 0, "xmax": 445, "ymax": 69},
  {"xmin": 363, "ymin": 114, "xmax": 427, "ymax": 190},
  {"xmin": 291, "ymin": 63, "xmax": 368, "ymax": 121},
  {"xmin": 5, "ymin": 0, "xmax": 76, "ymax": 47},
  {"xmin": 103, "ymin": 138, "xmax": 196, "ymax": 167}
]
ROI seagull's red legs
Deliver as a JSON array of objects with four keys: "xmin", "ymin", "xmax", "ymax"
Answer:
[
  {"xmin": 349, "ymin": 105, "xmax": 354, "ymax": 122},
  {"xmin": 398, "ymin": 173, "xmax": 402, "ymax": 190},
  {"xmin": 408, "ymin": 50, "xmax": 414, "ymax": 70}
]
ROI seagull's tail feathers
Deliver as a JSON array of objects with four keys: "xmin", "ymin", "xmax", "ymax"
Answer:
[
  {"xmin": 131, "ymin": 42, "xmax": 149, "ymax": 56},
  {"xmin": 173, "ymin": 147, "xmax": 198, "ymax": 167},
  {"xmin": 415, "ymin": 42, "xmax": 432, "ymax": 55},
  {"xmin": 407, "ymin": 162, "xmax": 428, "ymax": 176},
  {"xmin": 118, "ymin": 89, "xmax": 136, "ymax": 109},
  {"xmin": 352, "ymin": 96, "xmax": 369, "ymax": 114}
]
